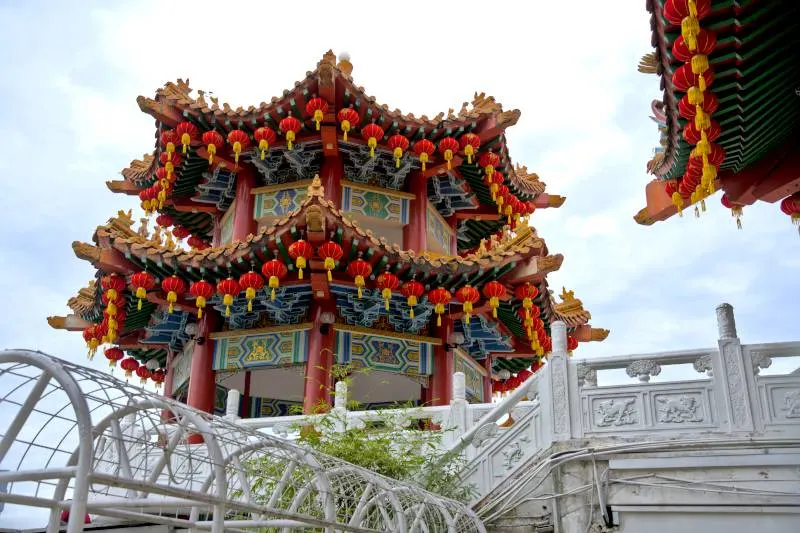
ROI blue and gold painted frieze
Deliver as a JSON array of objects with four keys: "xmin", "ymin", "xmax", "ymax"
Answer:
[
  {"xmin": 211, "ymin": 325, "xmax": 311, "ymax": 370},
  {"xmin": 341, "ymin": 180, "xmax": 411, "ymax": 225},
  {"xmin": 335, "ymin": 326, "xmax": 434, "ymax": 376},
  {"xmin": 253, "ymin": 180, "xmax": 311, "ymax": 219},
  {"xmin": 454, "ymin": 349, "xmax": 487, "ymax": 403},
  {"xmin": 426, "ymin": 202, "xmax": 453, "ymax": 254}
]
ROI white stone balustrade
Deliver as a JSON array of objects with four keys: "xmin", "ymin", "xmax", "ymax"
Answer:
[{"xmin": 229, "ymin": 303, "xmax": 800, "ymax": 502}]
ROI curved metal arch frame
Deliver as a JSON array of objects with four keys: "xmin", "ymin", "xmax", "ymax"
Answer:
[{"xmin": 0, "ymin": 350, "xmax": 485, "ymax": 533}]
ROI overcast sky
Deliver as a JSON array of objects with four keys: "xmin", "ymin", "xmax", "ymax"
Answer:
[{"xmin": 0, "ymin": 0, "xmax": 798, "ymax": 373}]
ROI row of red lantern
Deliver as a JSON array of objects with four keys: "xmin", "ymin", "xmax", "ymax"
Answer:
[
  {"xmin": 665, "ymin": 0, "xmax": 727, "ymax": 218},
  {"xmin": 477, "ymin": 152, "xmax": 535, "ymax": 226},
  {"xmin": 105, "ymin": 348, "xmax": 166, "ymax": 387},
  {"xmin": 153, "ymin": 214, "xmax": 211, "ymax": 250},
  {"xmin": 138, "ymin": 152, "xmax": 183, "ymax": 214}
]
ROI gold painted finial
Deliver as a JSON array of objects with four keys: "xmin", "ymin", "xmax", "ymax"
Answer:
[
  {"xmin": 555, "ymin": 287, "xmax": 585, "ymax": 316},
  {"xmin": 337, "ymin": 51, "xmax": 353, "ymax": 75},
  {"xmin": 308, "ymin": 174, "xmax": 325, "ymax": 198}
]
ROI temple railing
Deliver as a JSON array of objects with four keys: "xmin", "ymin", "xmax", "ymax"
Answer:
[{"xmin": 228, "ymin": 304, "xmax": 800, "ymax": 502}]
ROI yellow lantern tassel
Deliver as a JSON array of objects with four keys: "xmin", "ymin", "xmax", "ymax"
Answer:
[
  {"xmin": 223, "ymin": 294, "xmax": 233, "ymax": 317},
  {"xmin": 681, "ymin": 16, "xmax": 700, "ymax": 51},
  {"xmin": 463, "ymin": 301, "xmax": 473, "ymax": 324},
  {"xmin": 296, "ymin": 257, "xmax": 306, "ymax": 279},
  {"xmin": 407, "ymin": 295, "xmax": 417, "ymax": 318},
  {"xmin": 207, "ymin": 144, "xmax": 216, "ymax": 164},
  {"xmin": 435, "ymin": 303, "xmax": 444, "ymax": 327},
  {"xmin": 324, "ymin": 257, "xmax": 335, "ymax": 280},
  {"xmin": 691, "ymin": 54, "xmax": 709, "ymax": 76},
  {"xmin": 355, "ymin": 275, "xmax": 364, "ymax": 298},
  {"xmin": 286, "ymin": 131, "xmax": 295, "ymax": 150},
  {"xmin": 490, "ymin": 296, "xmax": 499, "ymax": 318},
  {"xmin": 701, "ymin": 198, "xmax": 706, "ymax": 212},
  {"xmin": 382, "ymin": 288, "xmax": 392, "ymax": 311},
  {"xmin": 269, "ymin": 276, "xmax": 279, "ymax": 301},
  {"xmin": 313, "ymin": 110, "xmax": 323, "ymax": 130},
  {"xmin": 259, "ymin": 140, "xmax": 269, "ymax": 160},
  {"xmin": 393, "ymin": 147, "xmax": 402, "ymax": 168},
  {"xmin": 233, "ymin": 141, "xmax": 242, "ymax": 166},
  {"xmin": 167, "ymin": 291, "xmax": 177, "ymax": 314},
  {"xmin": 246, "ymin": 287, "xmax": 256, "ymax": 312},
  {"xmin": 465, "ymin": 145, "xmax": 474, "ymax": 164},
  {"xmin": 445, "ymin": 150, "xmax": 453, "ymax": 170},
  {"xmin": 420, "ymin": 153, "xmax": 428, "ymax": 172},
  {"xmin": 196, "ymin": 296, "xmax": 206, "ymax": 318},
  {"xmin": 368, "ymin": 138, "xmax": 377, "ymax": 158},
  {"xmin": 688, "ymin": 86, "xmax": 704, "ymax": 106},
  {"xmin": 341, "ymin": 121, "xmax": 350, "ymax": 142},
  {"xmin": 496, "ymin": 195, "xmax": 504, "ymax": 214},
  {"xmin": 490, "ymin": 183, "xmax": 499, "ymax": 201},
  {"xmin": 672, "ymin": 192, "xmax": 684, "ymax": 216},
  {"xmin": 181, "ymin": 133, "xmax": 191, "ymax": 154},
  {"xmin": 166, "ymin": 143, "xmax": 175, "ymax": 161}
]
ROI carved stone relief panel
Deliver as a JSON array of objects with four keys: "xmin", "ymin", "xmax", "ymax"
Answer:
[
  {"xmin": 592, "ymin": 397, "xmax": 640, "ymax": 428},
  {"xmin": 653, "ymin": 393, "xmax": 706, "ymax": 424}
]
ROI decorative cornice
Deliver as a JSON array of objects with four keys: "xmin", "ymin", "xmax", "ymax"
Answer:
[
  {"xmin": 335, "ymin": 323, "xmax": 442, "ymax": 345},
  {"xmin": 47, "ymin": 316, "xmax": 67, "ymax": 329},
  {"xmin": 548, "ymin": 195, "xmax": 566, "ymax": 208},
  {"xmin": 72, "ymin": 241, "xmax": 100, "ymax": 263},
  {"xmin": 590, "ymin": 328, "xmax": 610, "ymax": 341},
  {"xmin": 209, "ymin": 323, "xmax": 313, "ymax": 339}
]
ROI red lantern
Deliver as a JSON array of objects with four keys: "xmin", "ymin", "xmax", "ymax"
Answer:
[
  {"xmin": 130, "ymin": 271, "xmax": 155, "ymax": 311},
  {"xmin": 495, "ymin": 185, "xmax": 509, "ymax": 214},
  {"xmin": 455, "ymin": 285, "xmax": 480, "ymax": 323},
  {"xmin": 135, "ymin": 365, "xmax": 151, "ymax": 385},
  {"xmin": 347, "ymin": 259, "xmax": 373, "ymax": 298},
  {"xmin": 101, "ymin": 274, "xmax": 126, "ymax": 301},
  {"xmin": 175, "ymin": 121, "xmax": 198, "ymax": 154},
  {"xmin": 413, "ymin": 139, "xmax": 435, "ymax": 171},
  {"xmin": 261, "ymin": 259, "xmax": 288, "ymax": 301},
  {"xmin": 172, "ymin": 225, "xmax": 190, "ymax": 240},
  {"xmin": 238, "ymin": 271, "xmax": 264, "ymax": 312},
  {"xmin": 337, "ymin": 108, "xmax": 360, "ymax": 142},
  {"xmin": 438, "ymin": 137, "xmax": 459, "ymax": 170},
  {"xmin": 672, "ymin": 63, "xmax": 714, "ymax": 92},
  {"xmin": 120, "ymin": 357, "xmax": 139, "ymax": 379},
  {"xmin": 459, "ymin": 133, "xmax": 481, "ymax": 164},
  {"xmin": 720, "ymin": 194, "xmax": 744, "ymax": 230},
  {"xmin": 514, "ymin": 283, "xmax": 539, "ymax": 319},
  {"xmin": 217, "ymin": 277, "xmax": 241, "ymax": 318},
  {"xmin": 161, "ymin": 275, "xmax": 186, "ymax": 314},
  {"xmin": 362, "ymin": 123, "xmax": 385, "ymax": 158},
  {"xmin": 427, "ymin": 287, "xmax": 451, "ymax": 327},
  {"xmin": 401, "ymin": 280, "xmax": 425, "ymax": 318},
  {"xmin": 479, "ymin": 152, "xmax": 500, "ymax": 182},
  {"xmin": 159, "ymin": 152, "xmax": 181, "ymax": 178},
  {"xmin": 104, "ymin": 347, "xmax": 124, "ymax": 368},
  {"xmin": 672, "ymin": 28, "xmax": 717, "ymax": 61},
  {"xmin": 202, "ymin": 130, "xmax": 225, "ymax": 164},
  {"xmin": 151, "ymin": 368, "xmax": 165, "ymax": 389},
  {"xmin": 567, "ymin": 335, "xmax": 579, "ymax": 353},
  {"xmin": 689, "ymin": 143, "xmax": 725, "ymax": 168},
  {"xmin": 156, "ymin": 213, "xmax": 174, "ymax": 228},
  {"xmin": 376, "ymin": 272, "xmax": 400, "ymax": 311},
  {"xmin": 189, "ymin": 279, "xmax": 214, "ymax": 318},
  {"xmin": 678, "ymin": 91, "xmax": 719, "ymax": 121},
  {"xmin": 663, "ymin": 0, "xmax": 711, "ymax": 25},
  {"xmin": 664, "ymin": 181, "xmax": 677, "ymax": 198},
  {"xmin": 83, "ymin": 324, "xmax": 102, "ymax": 359},
  {"xmin": 305, "ymin": 97, "xmax": 329, "ymax": 130},
  {"xmin": 187, "ymin": 235, "xmax": 210, "ymax": 250},
  {"xmin": 279, "ymin": 115, "xmax": 302, "ymax": 150},
  {"xmin": 482, "ymin": 280, "xmax": 505, "ymax": 319},
  {"xmin": 288, "ymin": 240, "xmax": 313, "ymax": 279},
  {"xmin": 318, "ymin": 241, "xmax": 344, "ymax": 281},
  {"xmin": 254, "ymin": 127, "xmax": 277, "ymax": 160},
  {"xmin": 160, "ymin": 130, "xmax": 180, "ymax": 161},
  {"xmin": 485, "ymin": 171, "xmax": 504, "ymax": 202},
  {"xmin": 683, "ymin": 119, "xmax": 720, "ymax": 145},
  {"xmin": 227, "ymin": 129, "xmax": 250, "ymax": 166},
  {"xmin": 780, "ymin": 193, "xmax": 800, "ymax": 226},
  {"xmin": 387, "ymin": 134, "xmax": 410, "ymax": 168}
]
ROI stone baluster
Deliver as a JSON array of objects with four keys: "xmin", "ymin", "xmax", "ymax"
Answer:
[
  {"xmin": 225, "ymin": 389, "xmax": 241, "ymax": 420},
  {"xmin": 445, "ymin": 372, "xmax": 469, "ymax": 449},
  {"xmin": 542, "ymin": 321, "xmax": 573, "ymax": 442},
  {"xmin": 332, "ymin": 380, "xmax": 348, "ymax": 433},
  {"xmin": 711, "ymin": 303, "xmax": 756, "ymax": 432}
]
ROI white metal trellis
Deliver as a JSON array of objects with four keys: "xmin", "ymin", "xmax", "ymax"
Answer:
[{"xmin": 0, "ymin": 350, "xmax": 485, "ymax": 533}]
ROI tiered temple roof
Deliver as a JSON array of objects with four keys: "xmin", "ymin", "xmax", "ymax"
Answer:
[
  {"xmin": 634, "ymin": 0, "xmax": 800, "ymax": 227},
  {"xmin": 50, "ymin": 51, "xmax": 607, "ymax": 382}
]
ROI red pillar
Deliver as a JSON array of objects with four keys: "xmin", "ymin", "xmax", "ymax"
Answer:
[
  {"xmin": 303, "ymin": 301, "xmax": 336, "ymax": 413},
  {"xmin": 211, "ymin": 214, "xmax": 222, "ymax": 247},
  {"xmin": 232, "ymin": 168, "xmax": 257, "ymax": 242},
  {"xmin": 186, "ymin": 310, "xmax": 218, "ymax": 414},
  {"xmin": 320, "ymin": 154, "xmax": 343, "ymax": 209},
  {"xmin": 446, "ymin": 215, "xmax": 458, "ymax": 255},
  {"xmin": 430, "ymin": 316, "xmax": 454, "ymax": 406},
  {"xmin": 483, "ymin": 355, "xmax": 493, "ymax": 403},
  {"xmin": 403, "ymin": 171, "xmax": 428, "ymax": 253}
]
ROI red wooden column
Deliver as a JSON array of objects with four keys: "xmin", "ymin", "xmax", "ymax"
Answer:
[
  {"xmin": 211, "ymin": 214, "xmax": 222, "ymax": 247},
  {"xmin": 186, "ymin": 310, "xmax": 218, "ymax": 415},
  {"xmin": 403, "ymin": 171, "xmax": 428, "ymax": 252},
  {"xmin": 319, "ymin": 151, "xmax": 343, "ymax": 209},
  {"xmin": 446, "ymin": 215, "xmax": 458, "ymax": 255},
  {"xmin": 483, "ymin": 355, "xmax": 493, "ymax": 403},
  {"xmin": 430, "ymin": 316, "xmax": 454, "ymax": 406},
  {"xmin": 303, "ymin": 301, "xmax": 336, "ymax": 413},
  {"xmin": 241, "ymin": 371, "xmax": 252, "ymax": 418},
  {"xmin": 232, "ymin": 168, "xmax": 257, "ymax": 241}
]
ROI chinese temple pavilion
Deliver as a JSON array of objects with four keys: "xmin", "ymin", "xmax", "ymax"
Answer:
[
  {"xmin": 48, "ymin": 51, "xmax": 608, "ymax": 416},
  {"xmin": 633, "ymin": 0, "xmax": 800, "ymax": 229}
]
